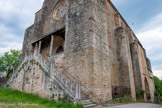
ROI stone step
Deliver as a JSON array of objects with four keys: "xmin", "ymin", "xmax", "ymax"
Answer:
[
  {"xmin": 81, "ymin": 100, "xmax": 91, "ymax": 103},
  {"xmin": 82, "ymin": 101, "xmax": 93, "ymax": 105},
  {"xmin": 80, "ymin": 100, "xmax": 97, "ymax": 108},
  {"xmin": 84, "ymin": 104, "xmax": 97, "ymax": 108},
  {"xmin": 81, "ymin": 97, "xmax": 89, "ymax": 100},
  {"xmin": 81, "ymin": 96, "xmax": 89, "ymax": 99},
  {"xmin": 81, "ymin": 96, "xmax": 88, "ymax": 98}
]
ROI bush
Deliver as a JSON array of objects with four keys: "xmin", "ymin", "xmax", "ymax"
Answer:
[
  {"xmin": 136, "ymin": 89, "xmax": 145, "ymax": 100},
  {"xmin": 112, "ymin": 94, "xmax": 132, "ymax": 104},
  {"xmin": 136, "ymin": 89, "xmax": 145, "ymax": 95},
  {"xmin": 154, "ymin": 76, "xmax": 162, "ymax": 104}
]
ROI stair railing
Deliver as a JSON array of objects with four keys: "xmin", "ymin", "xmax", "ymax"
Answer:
[
  {"xmin": 54, "ymin": 70, "xmax": 93, "ymax": 101},
  {"xmin": 34, "ymin": 53, "xmax": 50, "ymax": 72}
]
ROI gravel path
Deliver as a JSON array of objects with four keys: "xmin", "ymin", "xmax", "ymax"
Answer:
[{"xmin": 105, "ymin": 103, "xmax": 162, "ymax": 108}]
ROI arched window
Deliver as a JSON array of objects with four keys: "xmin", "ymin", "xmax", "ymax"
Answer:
[{"xmin": 56, "ymin": 46, "xmax": 64, "ymax": 54}]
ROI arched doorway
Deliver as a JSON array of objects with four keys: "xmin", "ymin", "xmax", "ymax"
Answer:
[
  {"xmin": 56, "ymin": 46, "xmax": 64, "ymax": 54},
  {"xmin": 52, "ymin": 35, "xmax": 64, "ymax": 55},
  {"xmin": 145, "ymin": 77, "xmax": 151, "ymax": 101}
]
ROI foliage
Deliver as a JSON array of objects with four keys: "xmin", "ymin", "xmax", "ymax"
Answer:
[
  {"xmin": 0, "ymin": 49, "xmax": 21, "ymax": 78},
  {"xmin": 136, "ymin": 89, "xmax": 145, "ymax": 95},
  {"xmin": 0, "ymin": 87, "xmax": 83, "ymax": 108},
  {"xmin": 112, "ymin": 94, "xmax": 132, "ymax": 104},
  {"xmin": 154, "ymin": 76, "xmax": 162, "ymax": 96},
  {"xmin": 154, "ymin": 76, "xmax": 162, "ymax": 103},
  {"xmin": 136, "ymin": 89, "xmax": 145, "ymax": 100}
]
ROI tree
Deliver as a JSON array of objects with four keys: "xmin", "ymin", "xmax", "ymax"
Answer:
[
  {"xmin": 154, "ymin": 76, "xmax": 162, "ymax": 95},
  {"xmin": 154, "ymin": 76, "xmax": 162, "ymax": 103},
  {"xmin": 0, "ymin": 49, "xmax": 21, "ymax": 78}
]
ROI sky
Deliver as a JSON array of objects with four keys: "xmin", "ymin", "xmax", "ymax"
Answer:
[{"xmin": 0, "ymin": 0, "xmax": 162, "ymax": 78}]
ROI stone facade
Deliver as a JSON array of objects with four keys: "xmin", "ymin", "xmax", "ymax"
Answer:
[{"xmin": 6, "ymin": 0, "xmax": 155, "ymax": 104}]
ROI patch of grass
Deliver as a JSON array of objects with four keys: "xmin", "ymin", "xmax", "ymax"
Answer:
[
  {"xmin": 0, "ymin": 88, "xmax": 83, "ymax": 108},
  {"xmin": 112, "ymin": 94, "xmax": 132, "ymax": 104}
]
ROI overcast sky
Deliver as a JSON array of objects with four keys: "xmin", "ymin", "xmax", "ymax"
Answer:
[{"xmin": 0, "ymin": 0, "xmax": 162, "ymax": 78}]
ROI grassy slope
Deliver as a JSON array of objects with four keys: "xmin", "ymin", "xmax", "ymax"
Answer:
[{"xmin": 0, "ymin": 88, "xmax": 83, "ymax": 108}]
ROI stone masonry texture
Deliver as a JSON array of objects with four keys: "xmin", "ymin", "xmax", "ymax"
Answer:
[{"xmin": 6, "ymin": 0, "xmax": 155, "ymax": 104}]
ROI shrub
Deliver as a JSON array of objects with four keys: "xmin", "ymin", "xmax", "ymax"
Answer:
[
  {"xmin": 112, "ymin": 94, "xmax": 132, "ymax": 104},
  {"xmin": 136, "ymin": 89, "xmax": 145, "ymax": 95},
  {"xmin": 136, "ymin": 89, "xmax": 145, "ymax": 100}
]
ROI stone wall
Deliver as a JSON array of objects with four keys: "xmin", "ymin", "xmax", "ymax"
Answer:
[
  {"xmin": 22, "ymin": 25, "xmax": 34, "ymax": 60},
  {"xmin": 64, "ymin": 0, "xmax": 112, "ymax": 103},
  {"xmin": 105, "ymin": 0, "xmax": 136, "ymax": 100},
  {"xmin": 10, "ymin": 56, "xmax": 50, "ymax": 98},
  {"xmin": 130, "ymin": 42, "xmax": 143, "ymax": 90},
  {"xmin": 104, "ymin": 0, "xmax": 154, "ymax": 102},
  {"xmin": 8, "ymin": 54, "xmax": 68, "ymax": 101}
]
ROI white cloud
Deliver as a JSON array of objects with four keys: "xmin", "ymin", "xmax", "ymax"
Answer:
[
  {"xmin": 0, "ymin": 42, "xmax": 22, "ymax": 55},
  {"xmin": 136, "ymin": 12, "xmax": 162, "ymax": 78},
  {"xmin": 0, "ymin": 0, "xmax": 44, "ymax": 29},
  {"xmin": 153, "ymin": 70, "xmax": 162, "ymax": 79},
  {"xmin": 0, "ymin": 24, "xmax": 23, "ymax": 55},
  {"xmin": 0, "ymin": 0, "xmax": 44, "ymax": 56},
  {"xmin": 137, "ymin": 13, "xmax": 162, "ymax": 32}
]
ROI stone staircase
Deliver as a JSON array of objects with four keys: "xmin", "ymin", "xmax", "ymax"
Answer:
[
  {"xmin": 36, "ymin": 54, "xmax": 98, "ymax": 107},
  {"xmin": 80, "ymin": 93, "xmax": 97, "ymax": 108},
  {"xmin": 8, "ymin": 54, "xmax": 97, "ymax": 107},
  {"xmin": 54, "ymin": 71, "xmax": 76, "ymax": 100},
  {"xmin": 54, "ymin": 71, "xmax": 97, "ymax": 107},
  {"xmin": 81, "ymin": 100, "xmax": 97, "ymax": 108}
]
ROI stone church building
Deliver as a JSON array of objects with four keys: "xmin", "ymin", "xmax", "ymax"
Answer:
[{"xmin": 7, "ymin": 0, "xmax": 155, "ymax": 105}]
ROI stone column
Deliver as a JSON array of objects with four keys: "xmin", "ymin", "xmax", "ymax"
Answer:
[
  {"xmin": 49, "ymin": 35, "xmax": 54, "ymax": 56},
  {"xmin": 75, "ymin": 83, "xmax": 81, "ymax": 101},
  {"xmin": 130, "ymin": 41, "xmax": 142, "ymax": 90},
  {"xmin": 65, "ymin": 0, "xmax": 112, "ymax": 103},
  {"xmin": 34, "ymin": 43, "xmax": 38, "ymax": 55},
  {"xmin": 114, "ymin": 27, "xmax": 136, "ymax": 101},
  {"xmin": 38, "ymin": 41, "xmax": 42, "ymax": 53}
]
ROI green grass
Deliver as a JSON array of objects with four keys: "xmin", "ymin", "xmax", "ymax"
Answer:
[
  {"xmin": 0, "ymin": 88, "xmax": 83, "ymax": 108},
  {"xmin": 112, "ymin": 94, "xmax": 133, "ymax": 104}
]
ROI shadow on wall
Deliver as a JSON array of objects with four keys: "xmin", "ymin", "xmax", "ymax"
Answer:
[
  {"xmin": 145, "ymin": 77, "xmax": 151, "ymax": 101},
  {"xmin": 0, "ymin": 72, "xmax": 8, "ymax": 87},
  {"xmin": 0, "ymin": 77, "xmax": 8, "ymax": 87}
]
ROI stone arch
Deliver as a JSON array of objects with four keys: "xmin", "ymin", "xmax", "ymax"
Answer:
[
  {"xmin": 53, "ymin": 35, "xmax": 64, "ymax": 55},
  {"xmin": 40, "ymin": 38, "xmax": 51, "ymax": 59},
  {"xmin": 52, "ymin": 0, "xmax": 67, "ymax": 21},
  {"xmin": 56, "ymin": 46, "xmax": 64, "ymax": 54},
  {"xmin": 145, "ymin": 77, "xmax": 151, "ymax": 101}
]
